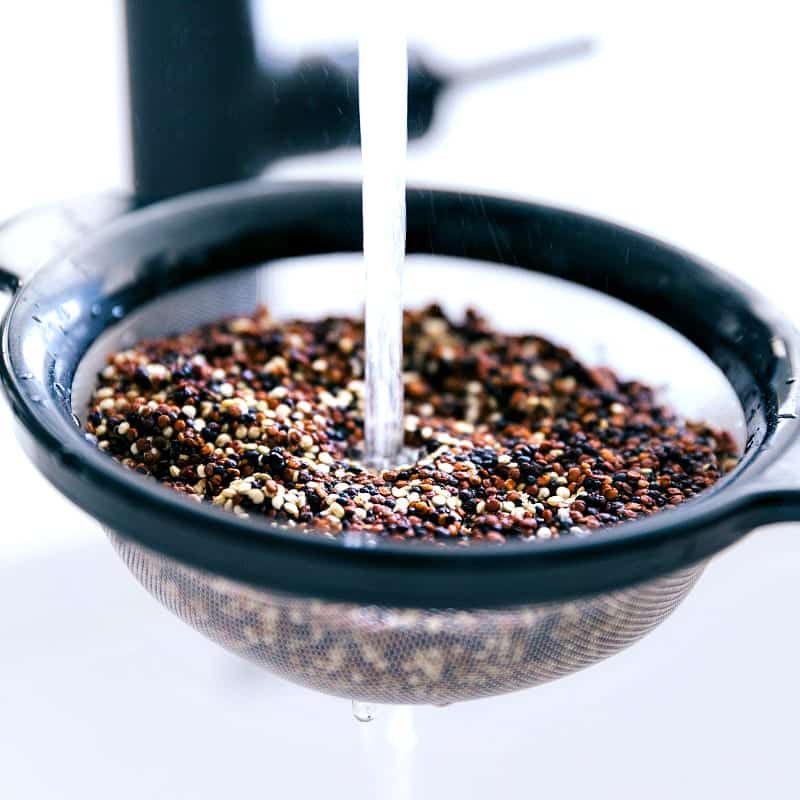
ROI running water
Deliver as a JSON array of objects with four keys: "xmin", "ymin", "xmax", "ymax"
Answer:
[{"xmin": 359, "ymin": 8, "xmax": 407, "ymax": 469}]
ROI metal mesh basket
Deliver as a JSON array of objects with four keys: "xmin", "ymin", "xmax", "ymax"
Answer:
[
  {"xmin": 110, "ymin": 531, "xmax": 703, "ymax": 704},
  {"xmin": 6, "ymin": 186, "xmax": 800, "ymax": 710},
  {"xmin": 66, "ymin": 250, "xmax": 736, "ymax": 705}
]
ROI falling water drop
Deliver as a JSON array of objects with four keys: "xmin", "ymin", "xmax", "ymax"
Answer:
[
  {"xmin": 111, "ymin": 304, "xmax": 125, "ymax": 320},
  {"xmin": 352, "ymin": 700, "xmax": 379, "ymax": 722}
]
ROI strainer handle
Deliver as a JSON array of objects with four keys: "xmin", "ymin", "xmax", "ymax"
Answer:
[
  {"xmin": 734, "ymin": 415, "xmax": 800, "ymax": 522},
  {"xmin": 0, "ymin": 194, "xmax": 134, "ymax": 295}
]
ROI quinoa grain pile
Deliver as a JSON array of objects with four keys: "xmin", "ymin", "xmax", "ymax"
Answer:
[{"xmin": 86, "ymin": 306, "xmax": 738, "ymax": 543}]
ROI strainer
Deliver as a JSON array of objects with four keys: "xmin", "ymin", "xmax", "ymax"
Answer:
[{"xmin": 1, "ymin": 182, "xmax": 798, "ymax": 705}]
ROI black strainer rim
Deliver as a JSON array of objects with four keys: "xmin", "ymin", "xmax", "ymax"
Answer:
[{"xmin": 2, "ymin": 181, "xmax": 800, "ymax": 608}]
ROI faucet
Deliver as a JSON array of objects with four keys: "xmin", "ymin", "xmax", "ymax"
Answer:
[{"xmin": 125, "ymin": 0, "xmax": 591, "ymax": 202}]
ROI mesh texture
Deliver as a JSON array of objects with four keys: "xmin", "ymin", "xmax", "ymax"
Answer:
[{"xmin": 109, "ymin": 531, "xmax": 703, "ymax": 705}]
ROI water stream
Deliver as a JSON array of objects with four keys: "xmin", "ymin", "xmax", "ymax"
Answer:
[{"xmin": 359, "ymin": 6, "xmax": 407, "ymax": 469}]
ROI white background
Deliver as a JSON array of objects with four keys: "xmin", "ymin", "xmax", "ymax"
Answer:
[{"xmin": 1, "ymin": 2, "xmax": 799, "ymax": 798}]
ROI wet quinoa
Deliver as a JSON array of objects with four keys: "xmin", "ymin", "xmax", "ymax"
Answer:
[{"xmin": 86, "ymin": 305, "xmax": 738, "ymax": 544}]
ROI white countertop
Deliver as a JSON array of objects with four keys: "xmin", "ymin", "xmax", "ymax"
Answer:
[{"xmin": 1, "ymin": 1, "xmax": 798, "ymax": 797}]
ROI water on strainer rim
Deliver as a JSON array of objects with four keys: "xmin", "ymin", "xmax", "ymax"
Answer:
[{"xmin": 359, "ymin": 6, "xmax": 407, "ymax": 469}]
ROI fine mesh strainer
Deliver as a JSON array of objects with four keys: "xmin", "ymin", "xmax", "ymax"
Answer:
[{"xmin": 1, "ymin": 182, "xmax": 799, "ymax": 705}]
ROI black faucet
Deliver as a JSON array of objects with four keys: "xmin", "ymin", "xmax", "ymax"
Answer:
[{"xmin": 126, "ymin": 0, "xmax": 591, "ymax": 203}]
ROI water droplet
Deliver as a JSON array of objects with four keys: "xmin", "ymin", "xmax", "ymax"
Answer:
[
  {"xmin": 90, "ymin": 303, "xmax": 102, "ymax": 318},
  {"xmin": 31, "ymin": 314, "xmax": 43, "ymax": 324},
  {"xmin": 71, "ymin": 413, "xmax": 82, "ymax": 429},
  {"xmin": 30, "ymin": 394, "xmax": 42, "ymax": 404},
  {"xmin": 20, "ymin": 373, "xmax": 34, "ymax": 380},
  {"xmin": 772, "ymin": 337, "xmax": 788, "ymax": 358},
  {"xmin": 352, "ymin": 701, "xmax": 379, "ymax": 722},
  {"xmin": 54, "ymin": 382, "xmax": 69, "ymax": 399},
  {"xmin": 111, "ymin": 305, "xmax": 125, "ymax": 320}
]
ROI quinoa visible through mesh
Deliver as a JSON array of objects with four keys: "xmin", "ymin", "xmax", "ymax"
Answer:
[{"xmin": 85, "ymin": 305, "xmax": 738, "ymax": 544}]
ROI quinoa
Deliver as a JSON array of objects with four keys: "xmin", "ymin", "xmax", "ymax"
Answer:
[{"xmin": 85, "ymin": 305, "xmax": 738, "ymax": 544}]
